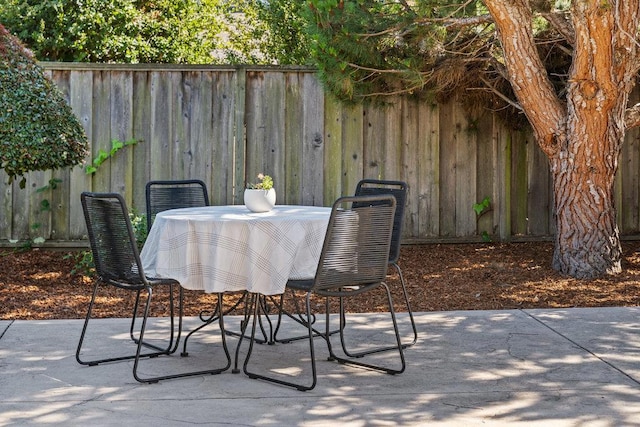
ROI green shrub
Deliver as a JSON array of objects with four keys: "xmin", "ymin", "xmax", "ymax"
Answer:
[{"xmin": 0, "ymin": 24, "xmax": 88, "ymax": 186}]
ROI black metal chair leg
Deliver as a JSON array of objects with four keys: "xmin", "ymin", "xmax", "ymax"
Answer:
[
  {"xmin": 329, "ymin": 284, "xmax": 406, "ymax": 375},
  {"xmin": 243, "ymin": 293, "xmax": 317, "ymax": 391},
  {"xmin": 135, "ymin": 291, "xmax": 231, "ymax": 383},
  {"xmin": 394, "ymin": 263, "xmax": 418, "ymax": 347},
  {"xmin": 272, "ymin": 292, "xmax": 339, "ymax": 344},
  {"xmin": 131, "ymin": 285, "xmax": 183, "ymax": 355},
  {"xmin": 339, "ymin": 265, "xmax": 417, "ymax": 358},
  {"xmin": 76, "ymin": 283, "xmax": 176, "ymax": 367}
]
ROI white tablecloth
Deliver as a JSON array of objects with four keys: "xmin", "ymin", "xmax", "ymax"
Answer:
[{"xmin": 140, "ymin": 205, "xmax": 331, "ymax": 295}]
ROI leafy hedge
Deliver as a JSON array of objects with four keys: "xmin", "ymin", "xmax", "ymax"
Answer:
[{"xmin": 0, "ymin": 24, "xmax": 88, "ymax": 186}]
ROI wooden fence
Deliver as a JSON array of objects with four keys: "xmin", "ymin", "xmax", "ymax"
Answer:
[{"xmin": 2, "ymin": 63, "xmax": 640, "ymax": 246}]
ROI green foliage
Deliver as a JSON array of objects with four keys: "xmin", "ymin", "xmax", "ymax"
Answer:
[
  {"xmin": 65, "ymin": 250, "xmax": 95, "ymax": 276},
  {"xmin": 129, "ymin": 210, "xmax": 148, "ymax": 250},
  {"xmin": 473, "ymin": 196, "xmax": 492, "ymax": 242},
  {"xmin": 473, "ymin": 196, "xmax": 491, "ymax": 217},
  {"xmin": 0, "ymin": 24, "xmax": 89, "ymax": 186},
  {"xmin": 250, "ymin": 0, "xmax": 312, "ymax": 64},
  {"xmin": 0, "ymin": 0, "xmax": 226, "ymax": 63},
  {"xmin": 247, "ymin": 173, "xmax": 273, "ymax": 190},
  {"xmin": 0, "ymin": 0, "xmax": 312, "ymax": 65},
  {"xmin": 85, "ymin": 138, "xmax": 140, "ymax": 175},
  {"xmin": 303, "ymin": 0, "xmax": 572, "ymax": 128}
]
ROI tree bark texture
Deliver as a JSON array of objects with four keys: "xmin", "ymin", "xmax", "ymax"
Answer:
[{"xmin": 485, "ymin": 0, "xmax": 640, "ymax": 278}]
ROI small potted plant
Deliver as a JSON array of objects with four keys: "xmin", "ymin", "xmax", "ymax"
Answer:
[{"xmin": 244, "ymin": 173, "xmax": 276, "ymax": 212}]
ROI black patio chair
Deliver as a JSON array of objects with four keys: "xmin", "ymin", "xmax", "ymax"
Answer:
[
  {"xmin": 346, "ymin": 178, "xmax": 417, "ymax": 353},
  {"xmin": 271, "ymin": 179, "xmax": 417, "ymax": 351},
  {"xmin": 145, "ymin": 179, "xmax": 265, "ymax": 353},
  {"xmin": 145, "ymin": 179, "xmax": 210, "ymax": 232},
  {"xmin": 243, "ymin": 194, "xmax": 406, "ymax": 391},
  {"xmin": 77, "ymin": 192, "xmax": 230, "ymax": 383}
]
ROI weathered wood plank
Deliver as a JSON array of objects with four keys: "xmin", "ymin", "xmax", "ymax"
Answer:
[
  {"xmin": 149, "ymin": 71, "xmax": 172, "ymax": 180},
  {"xmin": 265, "ymin": 72, "xmax": 286, "ymax": 200},
  {"xmin": 476, "ymin": 112, "xmax": 497, "ymax": 239},
  {"xmin": 245, "ymin": 71, "xmax": 285, "ymax": 199},
  {"xmin": 232, "ymin": 69, "xmax": 246, "ymax": 205},
  {"xmin": 496, "ymin": 126, "xmax": 512, "ymax": 240},
  {"xmin": 0, "ymin": 169, "xmax": 11, "ymax": 240},
  {"xmin": 510, "ymin": 132, "xmax": 529, "ymax": 236},
  {"xmin": 455, "ymin": 108, "xmax": 477, "ymax": 236},
  {"xmin": 109, "ymin": 71, "xmax": 134, "ymax": 202},
  {"xmin": 91, "ymin": 71, "xmax": 113, "ymax": 193},
  {"xmin": 323, "ymin": 95, "xmax": 343, "ymax": 205},
  {"xmin": 131, "ymin": 71, "xmax": 151, "ymax": 214},
  {"xmin": 68, "ymin": 70, "xmax": 94, "ymax": 239},
  {"xmin": 438, "ymin": 99, "xmax": 457, "ymax": 237},
  {"xmin": 284, "ymin": 73, "xmax": 304, "ymax": 204},
  {"xmin": 48, "ymin": 70, "xmax": 71, "ymax": 241},
  {"xmin": 527, "ymin": 136, "xmax": 552, "ymax": 235},
  {"xmin": 363, "ymin": 105, "xmax": 386, "ymax": 180},
  {"xmin": 384, "ymin": 98, "xmax": 403, "ymax": 180},
  {"xmin": 300, "ymin": 73, "xmax": 324, "ymax": 206},
  {"xmin": 341, "ymin": 103, "xmax": 364, "ymax": 195},
  {"xmin": 618, "ymin": 88, "xmax": 640, "ymax": 233},
  {"xmin": 213, "ymin": 71, "xmax": 237, "ymax": 205},
  {"xmin": 401, "ymin": 98, "xmax": 419, "ymax": 238}
]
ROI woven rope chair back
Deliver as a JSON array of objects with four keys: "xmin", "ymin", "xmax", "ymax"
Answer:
[
  {"xmin": 145, "ymin": 180, "xmax": 209, "ymax": 231},
  {"xmin": 354, "ymin": 179, "xmax": 407, "ymax": 264},
  {"xmin": 314, "ymin": 194, "xmax": 396, "ymax": 292},
  {"xmin": 81, "ymin": 192, "xmax": 145, "ymax": 289}
]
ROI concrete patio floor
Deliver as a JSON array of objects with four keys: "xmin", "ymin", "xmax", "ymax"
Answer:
[{"xmin": 1, "ymin": 307, "xmax": 639, "ymax": 426}]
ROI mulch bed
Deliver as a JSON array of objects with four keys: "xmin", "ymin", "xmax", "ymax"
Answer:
[{"xmin": 2, "ymin": 241, "xmax": 640, "ymax": 320}]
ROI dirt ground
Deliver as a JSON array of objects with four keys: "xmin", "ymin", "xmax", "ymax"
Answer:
[{"xmin": 2, "ymin": 241, "xmax": 640, "ymax": 320}]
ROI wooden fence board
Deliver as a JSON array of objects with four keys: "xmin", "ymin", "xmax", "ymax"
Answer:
[
  {"xmin": 401, "ymin": 98, "xmax": 420, "ymax": 238},
  {"xmin": 109, "ymin": 71, "xmax": 133, "ymax": 203},
  {"xmin": 527, "ymin": 136, "xmax": 552, "ymax": 235},
  {"xmin": 186, "ymin": 72, "xmax": 209, "ymax": 194},
  {"xmin": 214, "ymin": 71, "xmax": 237, "ymax": 205},
  {"xmin": 476, "ymin": 112, "xmax": 497, "ymax": 239},
  {"xmin": 511, "ymin": 131, "xmax": 529, "ymax": 236},
  {"xmin": 496, "ymin": 128, "xmax": 512, "ymax": 240},
  {"xmin": 149, "ymin": 71, "xmax": 172, "ymax": 180},
  {"xmin": 232, "ymin": 70, "xmax": 246, "ymax": 205},
  {"xmin": 418, "ymin": 101, "xmax": 440, "ymax": 238},
  {"xmin": 90, "ymin": 71, "xmax": 112, "ymax": 194},
  {"xmin": 438, "ymin": 99, "xmax": 457, "ymax": 237},
  {"xmin": 455, "ymin": 109, "xmax": 477, "ymax": 236},
  {"xmin": 341, "ymin": 104, "xmax": 364, "ymax": 196},
  {"xmin": 0, "ymin": 169, "xmax": 10, "ymax": 240},
  {"xmin": 300, "ymin": 73, "xmax": 324, "ymax": 206},
  {"xmin": 131, "ymin": 71, "xmax": 151, "ymax": 213},
  {"xmin": 323, "ymin": 95, "xmax": 343, "ymax": 205},
  {"xmin": 363, "ymin": 105, "xmax": 386, "ymax": 180},
  {"xmin": 384, "ymin": 99, "xmax": 403, "ymax": 180},
  {"xmin": 619, "ymin": 105, "xmax": 640, "ymax": 233},
  {"xmin": 284, "ymin": 73, "xmax": 304, "ymax": 204},
  {"xmin": 48, "ymin": 70, "xmax": 71, "ymax": 240}
]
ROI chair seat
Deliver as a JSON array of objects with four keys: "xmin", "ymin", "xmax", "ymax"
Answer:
[{"xmin": 285, "ymin": 279, "xmax": 314, "ymax": 291}]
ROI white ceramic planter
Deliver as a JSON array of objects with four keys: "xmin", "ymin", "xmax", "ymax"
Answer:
[{"xmin": 244, "ymin": 188, "xmax": 276, "ymax": 212}]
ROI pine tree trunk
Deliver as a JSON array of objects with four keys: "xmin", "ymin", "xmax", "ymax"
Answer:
[
  {"xmin": 550, "ymin": 152, "xmax": 622, "ymax": 279},
  {"xmin": 549, "ymin": 99, "xmax": 624, "ymax": 279}
]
